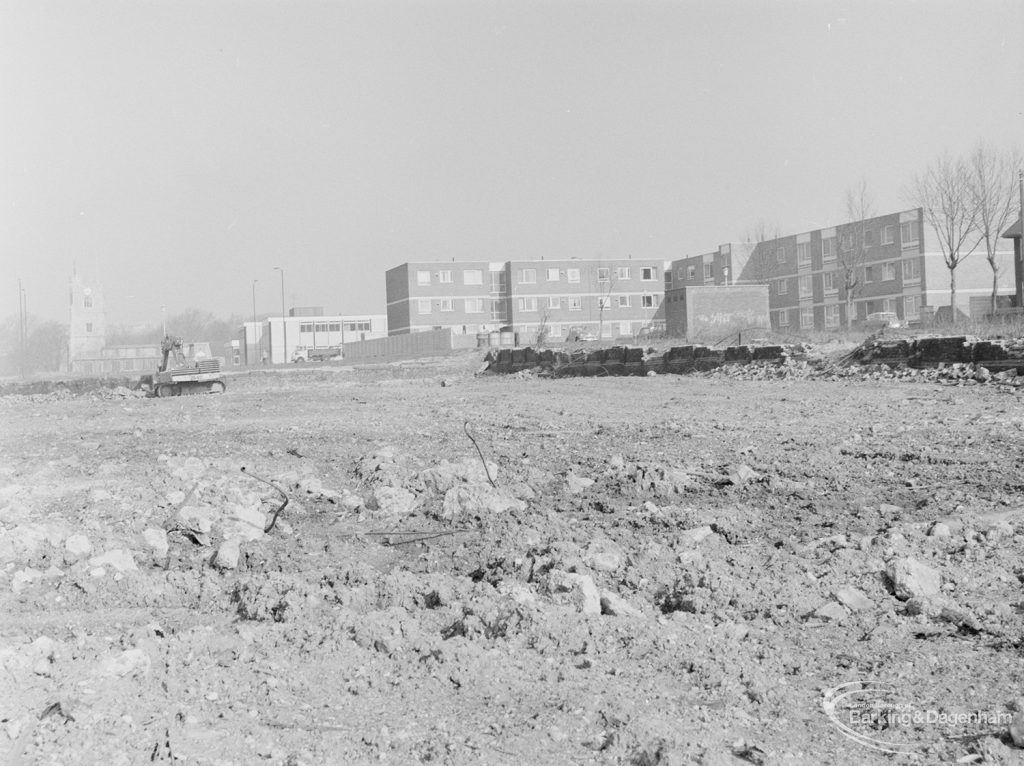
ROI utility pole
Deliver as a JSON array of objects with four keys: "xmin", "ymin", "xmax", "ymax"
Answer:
[
  {"xmin": 273, "ymin": 267, "xmax": 286, "ymax": 364},
  {"xmin": 251, "ymin": 279, "xmax": 258, "ymax": 366},
  {"xmin": 1018, "ymin": 170, "xmax": 1024, "ymax": 306}
]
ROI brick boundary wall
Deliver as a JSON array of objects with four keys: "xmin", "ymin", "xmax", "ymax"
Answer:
[{"xmin": 484, "ymin": 337, "xmax": 1024, "ymax": 377}]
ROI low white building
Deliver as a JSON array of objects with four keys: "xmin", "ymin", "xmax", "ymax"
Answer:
[{"xmin": 239, "ymin": 309, "xmax": 388, "ymax": 365}]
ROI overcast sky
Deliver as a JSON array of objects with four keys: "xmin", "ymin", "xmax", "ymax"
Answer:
[{"xmin": 3, "ymin": 0, "xmax": 1022, "ymax": 327}]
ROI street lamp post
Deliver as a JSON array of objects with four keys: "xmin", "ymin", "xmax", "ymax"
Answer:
[
  {"xmin": 251, "ymin": 279, "xmax": 258, "ymax": 366},
  {"xmin": 273, "ymin": 267, "xmax": 286, "ymax": 364}
]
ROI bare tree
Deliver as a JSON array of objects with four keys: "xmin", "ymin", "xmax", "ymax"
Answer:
[
  {"xmin": 912, "ymin": 154, "xmax": 980, "ymax": 320},
  {"xmin": 967, "ymin": 144, "xmax": 1021, "ymax": 316},
  {"xmin": 596, "ymin": 268, "xmax": 616, "ymax": 341},
  {"xmin": 836, "ymin": 180, "xmax": 874, "ymax": 330},
  {"xmin": 739, "ymin": 221, "xmax": 783, "ymax": 284}
]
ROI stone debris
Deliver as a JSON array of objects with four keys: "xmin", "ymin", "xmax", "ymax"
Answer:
[
  {"xmin": 599, "ymin": 590, "xmax": 643, "ymax": 617},
  {"xmin": 97, "ymin": 648, "xmax": 151, "ymax": 679},
  {"xmin": 887, "ymin": 557, "xmax": 941, "ymax": 601},
  {"xmin": 565, "ymin": 473, "xmax": 596, "ymax": 495},
  {"xmin": 88, "ymin": 549, "xmax": 138, "ymax": 574},
  {"xmin": 64, "ymin": 533, "xmax": 93, "ymax": 559},
  {"xmin": 547, "ymin": 570, "xmax": 602, "ymax": 615},
  {"xmin": 142, "ymin": 527, "xmax": 169, "ymax": 559},
  {"xmin": 834, "ymin": 587, "xmax": 873, "ymax": 612},
  {"xmin": 368, "ymin": 486, "xmax": 418, "ymax": 515},
  {"xmin": 214, "ymin": 538, "xmax": 242, "ymax": 570}
]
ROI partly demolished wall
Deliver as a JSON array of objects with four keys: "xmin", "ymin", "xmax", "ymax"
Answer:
[{"xmin": 485, "ymin": 336, "xmax": 1024, "ymax": 377}]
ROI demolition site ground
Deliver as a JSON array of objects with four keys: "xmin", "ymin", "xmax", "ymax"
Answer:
[{"xmin": 2, "ymin": 350, "xmax": 1024, "ymax": 765}]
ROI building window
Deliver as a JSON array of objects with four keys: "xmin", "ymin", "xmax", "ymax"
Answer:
[
  {"xmin": 464, "ymin": 269, "xmax": 483, "ymax": 285},
  {"xmin": 597, "ymin": 296, "xmax": 611, "ymax": 310},
  {"xmin": 686, "ymin": 266, "xmax": 696, "ymax": 280},
  {"xmin": 777, "ymin": 309, "xmax": 789, "ymax": 327},
  {"xmin": 343, "ymin": 321, "xmax": 369, "ymax": 331},
  {"xmin": 490, "ymin": 300, "xmax": 508, "ymax": 322},
  {"xmin": 547, "ymin": 296, "xmax": 560, "ymax": 309},
  {"xmin": 776, "ymin": 247, "xmax": 786, "ymax": 264},
  {"xmin": 330, "ymin": 323, "xmax": 343, "ymax": 332},
  {"xmin": 777, "ymin": 278, "xmax": 789, "ymax": 295},
  {"xmin": 546, "ymin": 268, "xmax": 560, "ymax": 282},
  {"xmin": 438, "ymin": 270, "xmax": 453, "ymax": 284},
  {"xmin": 86, "ymin": 322, "xmax": 93, "ymax": 333},
  {"xmin": 84, "ymin": 295, "xmax": 93, "ymax": 308},
  {"xmin": 519, "ymin": 268, "xmax": 537, "ymax": 284},
  {"xmin": 417, "ymin": 271, "xmax": 431, "ymax": 285},
  {"xmin": 549, "ymin": 323, "xmax": 562, "ymax": 337},
  {"xmin": 840, "ymin": 232, "xmax": 853, "ymax": 251},
  {"xmin": 822, "ymin": 271, "xmax": 837, "ymax": 293},
  {"xmin": 617, "ymin": 295, "xmax": 631, "ymax": 308},
  {"xmin": 822, "ymin": 238, "xmax": 836, "ymax": 261},
  {"xmin": 465, "ymin": 298, "xmax": 484, "ymax": 313},
  {"xmin": 566, "ymin": 268, "xmax": 580, "ymax": 283},
  {"xmin": 568, "ymin": 297, "xmax": 582, "ymax": 311},
  {"xmin": 881, "ymin": 225, "xmax": 896, "ymax": 245},
  {"xmin": 641, "ymin": 295, "xmax": 655, "ymax": 308},
  {"xmin": 799, "ymin": 308, "xmax": 814, "ymax": 329},
  {"xmin": 518, "ymin": 297, "xmax": 537, "ymax": 312},
  {"xmin": 417, "ymin": 299, "xmax": 432, "ymax": 315},
  {"xmin": 824, "ymin": 304, "xmax": 840, "ymax": 328},
  {"xmin": 798, "ymin": 275, "xmax": 812, "ymax": 298},
  {"xmin": 597, "ymin": 267, "xmax": 610, "ymax": 282},
  {"xmin": 616, "ymin": 267, "xmax": 630, "ymax": 280},
  {"xmin": 300, "ymin": 322, "xmax": 313, "ymax": 332},
  {"xmin": 905, "ymin": 295, "xmax": 922, "ymax": 318},
  {"xmin": 900, "ymin": 221, "xmax": 919, "ymax": 247},
  {"xmin": 882, "ymin": 262, "xmax": 897, "ymax": 281},
  {"xmin": 703, "ymin": 263, "xmax": 713, "ymax": 280},
  {"xmin": 641, "ymin": 267, "xmax": 658, "ymax": 281},
  {"xmin": 864, "ymin": 266, "xmax": 874, "ymax": 283},
  {"xmin": 903, "ymin": 259, "xmax": 921, "ymax": 282},
  {"xmin": 797, "ymin": 243, "xmax": 811, "ymax": 265},
  {"xmin": 440, "ymin": 298, "xmax": 454, "ymax": 312},
  {"xmin": 864, "ymin": 229, "xmax": 875, "ymax": 246}
]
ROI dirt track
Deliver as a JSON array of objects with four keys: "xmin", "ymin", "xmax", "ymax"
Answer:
[{"xmin": 2, "ymin": 353, "xmax": 1024, "ymax": 765}]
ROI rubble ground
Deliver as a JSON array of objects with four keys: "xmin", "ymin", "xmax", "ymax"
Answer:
[{"xmin": 2, "ymin": 352, "xmax": 1024, "ymax": 765}]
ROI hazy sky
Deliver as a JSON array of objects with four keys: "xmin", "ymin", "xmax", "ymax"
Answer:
[{"xmin": 3, "ymin": 0, "xmax": 1022, "ymax": 327}]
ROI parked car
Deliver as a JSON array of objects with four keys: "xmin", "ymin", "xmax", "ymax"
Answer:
[{"xmin": 864, "ymin": 312, "xmax": 903, "ymax": 329}]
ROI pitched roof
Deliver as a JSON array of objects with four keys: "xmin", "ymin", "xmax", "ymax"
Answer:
[{"xmin": 1003, "ymin": 218, "xmax": 1022, "ymax": 238}]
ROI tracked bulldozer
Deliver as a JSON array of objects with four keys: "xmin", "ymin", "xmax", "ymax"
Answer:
[{"xmin": 139, "ymin": 336, "xmax": 226, "ymax": 397}]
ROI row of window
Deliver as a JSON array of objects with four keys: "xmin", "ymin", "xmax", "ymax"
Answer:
[
  {"xmin": 415, "ymin": 266, "xmax": 659, "ymax": 286},
  {"xmin": 775, "ymin": 259, "xmax": 921, "ymax": 296},
  {"xmin": 774, "ymin": 221, "xmax": 919, "ymax": 265},
  {"xmin": 296, "ymin": 321, "xmax": 373, "ymax": 333},
  {"xmin": 775, "ymin": 295, "xmax": 922, "ymax": 328},
  {"xmin": 416, "ymin": 294, "xmax": 657, "ymax": 315}
]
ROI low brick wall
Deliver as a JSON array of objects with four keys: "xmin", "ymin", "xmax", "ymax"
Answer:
[
  {"xmin": 484, "ymin": 337, "xmax": 1024, "ymax": 378},
  {"xmin": 484, "ymin": 344, "xmax": 791, "ymax": 377},
  {"xmin": 854, "ymin": 336, "xmax": 1024, "ymax": 371}
]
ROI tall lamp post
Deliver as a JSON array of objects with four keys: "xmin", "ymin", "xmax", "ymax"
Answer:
[
  {"xmin": 251, "ymin": 279, "xmax": 258, "ymax": 366},
  {"xmin": 273, "ymin": 266, "xmax": 286, "ymax": 364}
]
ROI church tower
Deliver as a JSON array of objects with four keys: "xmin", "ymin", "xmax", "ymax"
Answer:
[{"xmin": 67, "ymin": 273, "xmax": 106, "ymax": 372}]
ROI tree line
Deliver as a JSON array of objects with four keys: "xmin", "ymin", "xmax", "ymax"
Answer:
[{"xmin": 0, "ymin": 309, "xmax": 246, "ymax": 377}]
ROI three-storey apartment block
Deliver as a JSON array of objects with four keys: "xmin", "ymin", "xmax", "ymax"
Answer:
[
  {"xmin": 386, "ymin": 258, "xmax": 668, "ymax": 342},
  {"xmin": 670, "ymin": 208, "xmax": 1016, "ymax": 331}
]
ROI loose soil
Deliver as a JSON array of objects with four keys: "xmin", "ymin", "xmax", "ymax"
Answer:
[{"xmin": 2, "ymin": 352, "xmax": 1023, "ymax": 765}]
